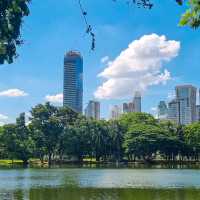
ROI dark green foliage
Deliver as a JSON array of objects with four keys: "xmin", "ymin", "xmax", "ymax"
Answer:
[
  {"xmin": 0, "ymin": 0, "xmax": 30, "ymax": 64},
  {"xmin": 1, "ymin": 104, "xmax": 200, "ymax": 165},
  {"xmin": 123, "ymin": 123, "xmax": 164, "ymax": 161},
  {"xmin": 1, "ymin": 113, "xmax": 34, "ymax": 164}
]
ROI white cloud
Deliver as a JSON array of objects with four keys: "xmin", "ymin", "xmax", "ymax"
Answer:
[
  {"xmin": 101, "ymin": 56, "xmax": 110, "ymax": 64},
  {"xmin": 95, "ymin": 34, "xmax": 180, "ymax": 99},
  {"xmin": 0, "ymin": 114, "xmax": 8, "ymax": 120},
  {"xmin": 0, "ymin": 89, "xmax": 28, "ymax": 97},
  {"xmin": 45, "ymin": 93, "xmax": 63, "ymax": 103},
  {"xmin": 0, "ymin": 114, "xmax": 8, "ymax": 126},
  {"xmin": 151, "ymin": 107, "xmax": 157, "ymax": 112}
]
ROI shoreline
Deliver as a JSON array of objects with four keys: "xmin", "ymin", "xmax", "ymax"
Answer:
[{"xmin": 1, "ymin": 159, "xmax": 200, "ymax": 168}]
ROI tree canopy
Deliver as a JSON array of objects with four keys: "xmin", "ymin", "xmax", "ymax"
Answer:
[
  {"xmin": 0, "ymin": 0, "xmax": 30, "ymax": 64},
  {"xmin": 1, "ymin": 103, "xmax": 200, "ymax": 165}
]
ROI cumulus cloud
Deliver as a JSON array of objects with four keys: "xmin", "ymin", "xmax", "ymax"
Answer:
[
  {"xmin": 101, "ymin": 56, "xmax": 110, "ymax": 64},
  {"xmin": 0, "ymin": 114, "xmax": 8, "ymax": 125},
  {"xmin": 0, "ymin": 114, "xmax": 8, "ymax": 120},
  {"xmin": 0, "ymin": 89, "xmax": 28, "ymax": 97},
  {"xmin": 95, "ymin": 34, "xmax": 180, "ymax": 99},
  {"xmin": 45, "ymin": 93, "xmax": 63, "ymax": 104}
]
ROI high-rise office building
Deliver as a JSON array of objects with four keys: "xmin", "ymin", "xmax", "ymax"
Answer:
[
  {"xmin": 158, "ymin": 101, "xmax": 168, "ymax": 119},
  {"xmin": 123, "ymin": 102, "xmax": 134, "ymax": 113},
  {"xmin": 85, "ymin": 100, "xmax": 100, "ymax": 120},
  {"xmin": 134, "ymin": 91, "xmax": 142, "ymax": 112},
  {"xmin": 196, "ymin": 105, "xmax": 200, "ymax": 122},
  {"xmin": 175, "ymin": 85, "xmax": 197, "ymax": 125},
  {"xmin": 168, "ymin": 99, "xmax": 178, "ymax": 123},
  {"xmin": 196, "ymin": 89, "xmax": 200, "ymax": 122},
  {"xmin": 167, "ymin": 85, "xmax": 197, "ymax": 125},
  {"xmin": 63, "ymin": 51, "xmax": 83, "ymax": 113},
  {"xmin": 122, "ymin": 91, "xmax": 142, "ymax": 114},
  {"xmin": 110, "ymin": 105, "xmax": 122, "ymax": 120}
]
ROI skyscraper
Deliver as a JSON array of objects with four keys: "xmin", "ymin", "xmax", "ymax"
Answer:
[
  {"xmin": 63, "ymin": 51, "xmax": 83, "ymax": 113},
  {"xmin": 168, "ymin": 85, "xmax": 197, "ymax": 125},
  {"xmin": 134, "ymin": 91, "xmax": 142, "ymax": 112},
  {"xmin": 122, "ymin": 91, "xmax": 142, "ymax": 114},
  {"xmin": 123, "ymin": 102, "xmax": 134, "ymax": 113},
  {"xmin": 175, "ymin": 85, "xmax": 197, "ymax": 124},
  {"xmin": 110, "ymin": 105, "xmax": 122, "ymax": 120},
  {"xmin": 85, "ymin": 100, "xmax": 100, "ymax": 120},
  {"xmin": 196, "ymin": 105, "xmax": 200, "ymax": 122},
  {"xmin": 168, "ymin": 99, "xmax": 178, "ymax": 123},
  {"xmin": 158, "ymin": 101, "xmax": 168, "ymax": 119}
]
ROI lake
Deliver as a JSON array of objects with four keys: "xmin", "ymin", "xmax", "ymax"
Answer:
[{"xmin": 1, "ymin": 166, "xmax": 200, "ymax": 200}]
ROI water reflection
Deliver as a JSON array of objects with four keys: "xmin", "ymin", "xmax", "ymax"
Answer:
[
  {"xmin": 1, "ymin": 188, "xmax": 200, "ymax": 200},
  {"xmin": 1, "ymin": 167, "xmax": 200, "ymax": 200}
]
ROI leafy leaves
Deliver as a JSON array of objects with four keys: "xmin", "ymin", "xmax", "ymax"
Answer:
[
  {"xmin": 0, "ymin": 0, "xmax": 30, "ymax": 64},
  {"xmin": 179, "ymin": 0, "xmax": 200, "ymax": 28}
]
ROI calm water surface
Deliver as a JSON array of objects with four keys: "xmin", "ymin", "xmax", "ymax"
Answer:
[{"xmin": 1, "ymin": 167, "xmax": 200, "ymax": 200}]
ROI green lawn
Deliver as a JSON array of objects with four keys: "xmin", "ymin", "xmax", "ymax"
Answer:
[{"xmin": 0, "ymin": 159, "xmax": 23, "ymax": 165}]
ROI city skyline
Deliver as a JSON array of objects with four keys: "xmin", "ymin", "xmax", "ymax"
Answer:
[
  {"xmin": 157, "ymin": 84, "xmax": 200, "ymax": 125},
  {"xmin": 0, "ymin": 0, "xmax": 199, "ymax": 124}
]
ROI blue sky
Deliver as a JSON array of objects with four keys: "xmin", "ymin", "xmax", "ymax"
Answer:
[{"xmin": 0, "ymin": 0, "xmax": 200, "ymax": 123}]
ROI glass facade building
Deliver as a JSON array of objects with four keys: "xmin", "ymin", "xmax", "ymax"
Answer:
[
  {"xmin": 175, "ymin": 85, "xmax": 197, "ymax": 125},
  {"xmin": 134, "ymin": 91, "xmax": 142, "ymax": 112},
  {"xmin": 158, "ymin": 101, "xmax": 168, "ymax": 119},
  {"xmin": 168, "ymin": 85, "xmax": 197, "ymax": 125},
  {"xmin": 85, "ymin": 100, "xmax": 100, "ymax": 120},
  {"xmin": 63, "ymin": 51, "xmax": 83, "ymax": 113}
]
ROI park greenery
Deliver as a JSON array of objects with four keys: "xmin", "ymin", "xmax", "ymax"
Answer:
[
  {"xmin": 0, "ymin": 0, "xmax": 200, "ymax": 64},
  {"xmin": 1, "ymin": 102, "xmax": 200, "ymax": 166}
]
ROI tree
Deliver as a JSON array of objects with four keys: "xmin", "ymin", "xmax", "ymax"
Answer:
[
  {"xmin": 56, "ymin": 106, "xmax": 79, "ymax": 161},
  {"xmin": 123, "ymin": 123, "xmax": 164, "ymax": 162},
  {"xmin": 0, "ymin": 126, "xmax": 6, "ymax": 158},
  {"xmin": 108, "ymin": 120, "xmax": 124, "ymax": 161},
  {"xmin": 30, "ymin": 102, "xmax": 63, "ymax": 165},
  {"xmin": 14, "ymin": 113, "xmax": 34, "ymax": 165},
  {"xmin": 0, "ymin": 0, "xmax": 30, "ymax": 64},
  {"xmin": 61, "ymin": 117, "xmax": 92, "ymax": 162},
  {"xmin": 158, "ymin": 135, "xmax": 181, "ymax": 161},
  {"xmin": 159, "ymin": 120, "xmax": 178, "ymax": 137},
  {"xmin": 2, "ymin": 113, "xmax": 34, "ymax": 165},
  {"xmin": 184, "ymin": 122, "xmax": 200, "ymax": 160},
  {"xmin": 120, "ymin": 112, "xmax": 158, "ymax": 132},
  {"xmin": 1, "ymin": 123, "xmax": 17, "ymax": 161},
  {"xmin": 90, "ymin": 120, "xmax": 109, "ymax": 161},
  {"xmin": 179, "ymin": 0, "xmax": 200, "ymax": 28}
]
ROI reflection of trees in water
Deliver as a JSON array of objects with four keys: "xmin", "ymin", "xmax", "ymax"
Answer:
[
  {"xmin": 24, "ymin": 188, "xmax": 200, "ymax": 200},
  {"xmin": 1, "ymin": 188, "xmax": 200, "ymax": 200},
  {"xmin": 0, "ymin": 189, "xmax": 29, "ymax": 200}
]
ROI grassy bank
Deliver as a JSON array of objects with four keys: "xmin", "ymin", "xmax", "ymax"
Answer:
[{"xmin": 0, "ymin": 159, "xmax": 23, "ymax": 166}]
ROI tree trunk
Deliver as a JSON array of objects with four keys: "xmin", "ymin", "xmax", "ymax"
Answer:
[
  {"xmin": 96, "ymin": 155, "xmax": 100, "ymax": 162},
  {"xmin": 48, "ymin": 153, "xmax": 52, "ymax": 166},
  {"xmin": 23, "ymin": 159, "xmax": 29, "ymax": 167}
]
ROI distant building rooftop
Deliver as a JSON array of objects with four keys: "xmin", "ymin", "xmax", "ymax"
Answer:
[
  {"xmin": 65, "ymin": 51, "xmax": 81, "ymax": 57},
  {"xmin": 175, "ymin": 84, "xmax": 196, "ymax": 89}
]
